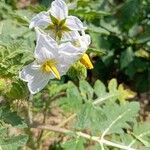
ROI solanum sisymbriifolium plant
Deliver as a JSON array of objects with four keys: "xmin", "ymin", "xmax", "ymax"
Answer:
[
  {"xmin": 19, "ymin": 0, "xmax": 93, "ymax": 94},
  {"xmin": 1, "ymin": 0, "xmax": 150, "ymax": 150}
]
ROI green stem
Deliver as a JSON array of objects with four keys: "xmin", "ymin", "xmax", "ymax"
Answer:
[
  {"xmin": 32, "ymin": 124, "xmax": 135, "ymax": 150},
  {"xmin": 28, "ymin": 93, "xmax": 33, "ymax": 125}
]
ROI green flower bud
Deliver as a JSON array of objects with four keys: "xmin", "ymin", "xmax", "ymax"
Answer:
[{"xmin": 67, "ymin": 61, "xmax": 87, "ymax": 80}]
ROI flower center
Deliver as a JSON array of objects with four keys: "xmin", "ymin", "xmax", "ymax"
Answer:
[
  {"xmin": 47, "ymin": 15, "xmax": 71, "ymax": 39},
  {"xmin": 41, "ymin": 60, "xmax": 60, "ymax": 80}
]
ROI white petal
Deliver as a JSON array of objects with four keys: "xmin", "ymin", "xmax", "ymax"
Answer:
[
  {"xmin": 62, "ymin": 30, "xmax": 80, "ymax": 42},
  {"xmin": 57, "ymin": 42, "xmax": 82, "ymax": 75},
  {"xmin": 81, "ymin": 30, "xmax": 91, "ymax": 45},
  {"xmin": 29, "ymin": 12, "xmax": 51, "ymax": 29},
  {"xmin": 61, "ymin": 31, "xmax": 91, "ymax": 53},
  {"xmin": 59, "ymin": 42, "xmax": 81, "ymax": 54},
  {"xmin": 19, "ymin": 63, "xmax": 40, "ymax": 82},
  {"xmin": 49, "ymin": 0, "xmax": 68, "ymax": 20},
  {"xmin": 79, "ymin": 34, "xmax": 91, "ymax": 51},
  {"xmin": 28, "ymin": 71, "xmax": 51, "ymax": 94},
  {"xmin": 66, "ymin": 16, "xmax": 85, "ymax": 30},
  {"xmin": 19, "ymin": 62, "xmax": 55, "ymax": 94},
  {"xmin": 34, "ymin": 29, "xmax": 58, "ymax": 62}
]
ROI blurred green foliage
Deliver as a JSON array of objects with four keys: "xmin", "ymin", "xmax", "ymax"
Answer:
[{"xmin": 69, "ymin": 0, "xmax": 150, "ymax": 92}]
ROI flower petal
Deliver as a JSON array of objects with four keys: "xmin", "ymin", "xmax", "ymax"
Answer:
[
  {"xmin": 19, "ymin": 62, "xmax": 54, "ymax": 94},
  {"xmin": 79, "ymin": 34, "xmax": 91, "ymax": 51},
  {"xmin": 66, "ymin": 16, "xmax": 85, "ymax": 30},
  {"xmin": 28, "ymin": 71, "xmax": 51, "ymax": 94},
  {"xmin": 59, "ymin": 42, "xmax": 81, "ymax": 56},
  {"xmin": 29, "ymin": 12, "xmax": 51, "ymax": 29},
  {"xmin": 34, "ymin": 28, "xmax": 58, "ymax": 63},
  {"xmin": 62, "ymin": 31, "xmax": 91, "ymax": 53},
  {"xmin": 62, "ymin": 30, "xmax": 80, "ymax": 42},
  {"xmin": 19, "ymin": 62, "xmax": 40, "ymax": 82},
  {"xmin": 57, "ymin": 42, "xmax": 82, "ymax": 75},
  {"xmin": 49, "ymin": 0, "xmax": 68, "ymax": 20}
]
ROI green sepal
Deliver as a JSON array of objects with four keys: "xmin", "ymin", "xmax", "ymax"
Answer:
[
  {"xmin": 50, "ymin": 14, "xmax": 59, "ymax": 25},
  {"xmin": 45, "ymin": 24, "xmax": 55, "ymax": 30},
  {"xmin": 62, "ymin": 25, "xmax": 71, "ymax": 32},
  {"xmin": 59, "ymin": 18, "xmax": 66, "ymax": 26}
]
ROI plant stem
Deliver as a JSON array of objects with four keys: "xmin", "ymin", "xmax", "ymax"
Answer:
[
  {"xmin": 32, "ymin": 124, "xmax": 135, "ymax": 150},
  {"xmin": 57, "ymin": 113, "xmax": 76, "ymax": 127},
  {"xmin": 28, "ymin": 93, "xmax": 33, "ymax": 125}
]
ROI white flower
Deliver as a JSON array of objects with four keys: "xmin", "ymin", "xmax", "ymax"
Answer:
[
  {"xmin": 29, "ymin": 0, "xmax": 85, "ymax": 39},
  {"xmin": 19, "ymin": 28, "xmax": 81, "ymax": 94},
  {"xmin": 65, "ymin": 30, "xmax": 93, "ymax": 69}
]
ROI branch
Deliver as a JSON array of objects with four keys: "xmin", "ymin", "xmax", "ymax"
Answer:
[
  {"xmin": 57, "ymin": 113, "xmax": 76, "ymax": 127},
  {"xmin": 32, "ymin": 124, "xmax": 135, "ymax": 150},
  {"xmin": 28, "ymin": 93, "xmax": 33, "ymax": 125}
]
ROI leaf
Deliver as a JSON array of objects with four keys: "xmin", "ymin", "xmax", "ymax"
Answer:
[
  {"xmin": 59, "ymin": 82, "xmax": 82, "ymax": 112},
  {"xmin": 76, "ymin": 102, "xmax": 105, "ymax": 133},
  {"xmin": 100, "ymin": 19, "xmax": 121, "ymax": 35},
  {"xmin": 118, "ymin": 84, "xmax": 136, "ymax": 102},
  {"xmin": 39, "ymin": 0, "xmax": 52, "ymax": 7},
  {"xmin": 135, "ymin": 49, "xmax": 150, "ymax": 59},
  {"xmin": 99, "ymin": 102, "xmax": 140, "ymax": 134},
  {"xmin": 87, "ymin": 48, "xmax": 107, "ymax": 56},
  {"xmin": 108, "ymin": 78, "xmax": 118, "ymax": 93},
  {"xmin": 62, "ymin": 138, "xmax": 85, "ymax": 150},
  {"xmin": 94, "ymin": 80, "xmax": 106, "ymax": 97},
  {"xmin": 120, "ymin": 47, "xmax": 134, "ymax": 69},
  {"xmin": 0, "ymin": 106, "xmax": 27, "ymax": 128},
  {"xmin": 0, "ymin": 22, "xmax": 3, "ymax": 34},
  {"xmin": 88, "ymin": 25, "xmax": 110, "ymax": 35},
  {"xmin": 0, "ymin": 135, "xmax": 28, "ymax": 150},
  {"xmin": 79, "ymin": 80, "xmax": 94, "ymax": 101},
  {"xmin": 131, "ymin": 123, "xmax": 150, "ymax": 148},
  {"xmin": 47, "ymin": 83, "xmax": 68, "ymax": 97},
  {"xmin": 118, "ymin": 0, "xmax": 141, "ymax": 30},
  {"xmin": 124, "ymin": 58, "xmax": 147, "ymax": 78},
  {"xmin": 87, "ymin": 144, "xmax": 102, "ymax": 150},
  {"xmin": 5, "ymin": 80, "xmax": 28, "ymax": 100},
  {"xmin": 119, "ymin": 133, "xmax": 134, "ymax": 146},
  {"xmin": 10, "ymin": 12, "xmax": 30, "ymax": 26},
  {"xmin": 135, "ymin": 70, "xmax": 150, "ymax": 92},
  {"xmin": 29, "ymin": 4, "xmax": 47, "ymax": 13},
  {"xmin": 135, "ymin": 25, "xmax": 150, "ymax": 44}
]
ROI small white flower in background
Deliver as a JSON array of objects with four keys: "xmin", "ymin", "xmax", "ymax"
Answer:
[
  {"xmin": 19, "ymin": 28, "xmax": 82, "ymax": 94},
  {"xmin": 29, "ymin": 0, "xmax": 86, "ymax": 39}
]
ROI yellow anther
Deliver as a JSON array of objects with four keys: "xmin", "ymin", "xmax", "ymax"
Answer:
[
  {"xmin": 44, "ymin": 64, "xmax": 51, "ymax": 72},
  {"xmin": 49, "ymin": 65, "xmax": 61, "ymax": 80},
  {"xmin": 80, "ymin": 53, "xmax": 93, "ymax": 69},
  {"xmin": 41, "ymin": 60, "xmax": 60, "ymax": 80}
]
